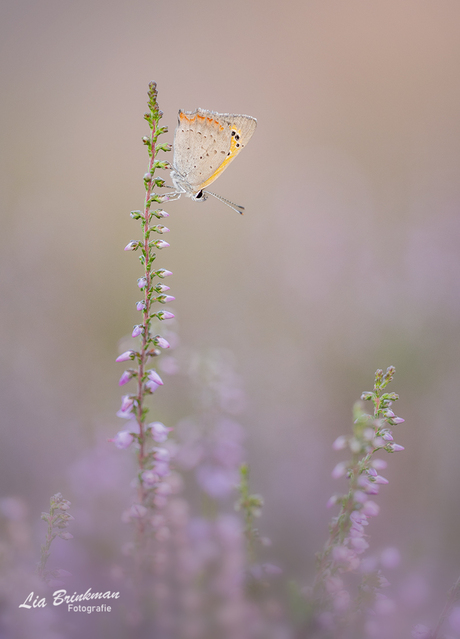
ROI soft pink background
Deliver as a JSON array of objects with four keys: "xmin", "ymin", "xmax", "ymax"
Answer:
[{"xmin": 2, "ymin": 0, "xmax": 460, "ymax": 633}]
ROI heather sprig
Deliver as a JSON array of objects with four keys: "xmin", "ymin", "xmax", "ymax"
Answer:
[
  {"xmin": 311, "ymin": 366, "xmax": 404, "ymax": 628},
  {"xmin": 111, "ymin": 82, "xmax": 174, "ymax": 547},
  {"xmin": 235, "ymin": 463, "xmax": 263, "ymax": 565},
  {"xmin": 37, "ymin": 492, "xmax": 73, "ymax": 584}
]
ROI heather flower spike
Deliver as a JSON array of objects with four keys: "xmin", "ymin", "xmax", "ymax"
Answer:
[
  {"xmin": 308, "ymin": 366, "xmax": 405, "ymax": 633},
  {"xmin": 111, "ymin": 82, "xmax": 174, "ymax": 550},
  {"xmin": 38, "ymin": 493, "xmax": 73, "ymax": 584}
]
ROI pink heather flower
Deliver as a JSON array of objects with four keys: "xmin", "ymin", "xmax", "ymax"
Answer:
[
  {"xmin": 375, "ymin": 474, "xmax": 389, "ymax": 484},
  {"xmin": 332, "ymin": 436, "xmax": 347, "ymax": 450},
  {"xmin": 155, "ymin": 240, "xmax": 170, "ymax": 249},
  {"xmin": 162, "ymin": 295, "xmax": 175, "ymax": 303},
  {"xmin": 353, "ymin": 490, "xmax": 367, "ymax": 503},
  {"xmin": 158, "ymin": 311, "xmax": 175, "ymax": 320},
  {"xmin": 362, "ymin": 500, "xmax": 380, "ymax": 516},
  {"xmin": 136, "ymin": 300, "xmax": 146, "ymax": 311},
  {"xmin": 153, "ymin": 447, "xmax": 170, "ymax": 462},
  {"xmin": 332, "ymin": 461, "xmax": 348, "ymax": 479},
  {"xmin": 390, "ymin": 443, "xmax": 405, "ymax": 452},
  {"xmin": 132, "ymin": 325, "xmax": 143, "ymax": 337},
  {"xmin": 349, "ymin": 524, "xmax": 365, "ymax": 537},
  {"xmin": 149, "ymin": 421, "xmax": 170, "ymax": 443},
  {"xmin": 116, "ymin": 350, "xmax": 135, "ymax": 362},
  {"xmin": 382, "ymin": 431, "xmax": 394, "ymax": 441},
  {"xmin": 124, "ymin": 241, "xmax": 139, "ymax": 251},
  {"xmin": 380, "ymin": 547, "xmax": 401, "ymax": 569},
  {"xmin": 350, "ymin": 511, "xmax": 368, "ymax": 526},
  {"xmin": 349, "ymin": 536, "xmax": 369, "ymax": 553},
  {"xmin": 332, "ymin": 545, "xmax": 354, "ymax": 563},
  {"xmin": 326, "ymin": 495, "xmax": 338, "ymax": 508},
  {"xmin": 129, "ymin": 504, "xmax": 147, "ymax": 518},
  {"xmin": 155, "ymin": 225, "xmax": 170, "ymax": 233},
  {"xmin": 60, "ymin": 532, "xmax": 73, "ymax": 540},
  {"xmin": 392, "ymin": 416, "xmax": 405, "ymax": 424},
  {"xmin": 118, "ymin": 370, "xmax": 133, "ymax": 386},
  {"xmin": 137, "ymin": 277, "xmax": 147, "ymax": 289},
  {"xmin": 371, "ymin": 459, "xmax": 388, "ymax": 470},
  {"xmin": 153, "ymin": 461, "xmax": 170, "ymax": 477},
  {"xmin": 120, "ymin": 395, "xmax": 134, "ymax": 412},
  {"xmin": 155, "ymin": 336, "xmax": 170, "ymax": 349},
  {"xmin": 111, "ymin": 431, "xmax": 134, "ymax": 449},
  {"xmin": 145, "ymin": 380, "xmax": 160, "ymax": 393},
  {"xmin": 368, "ymin": 468, "xmax": 377, "ymax": 476},
  {"xmin": 385, "ymin": 409, "xmax": 396, "ymax": 418},
  {"xmin": 156, "ymin": 284, "xmax": 170, "ymax": 293},
  {"xmin": 411, "ymin": 625, "xmax": 431, "ymax": 639},
  {"xmin": 156, "ymin": 269, "xmax": 173, "ymax": 278},
  {"xmin": 141, "ymin": 470, "xmax": 159, "ymax": 487},
  {"xmin": 147, "ymin": 369, "xmax": 163, "ymax": 385}
]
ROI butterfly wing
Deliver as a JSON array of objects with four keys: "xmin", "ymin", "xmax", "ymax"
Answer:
[{"xmin": 173, "ymin": 109, "xmax": 257, "ymax": 194}]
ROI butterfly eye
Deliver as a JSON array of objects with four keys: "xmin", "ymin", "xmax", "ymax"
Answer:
[{"xmin": 195, "ymin": 190, "xmax": 204, "ymax": 199}]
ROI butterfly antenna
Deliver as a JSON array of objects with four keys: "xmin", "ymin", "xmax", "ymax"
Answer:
[{"xmin": 205, "ymin": 191, "xmax": 245, "ymax": 215}]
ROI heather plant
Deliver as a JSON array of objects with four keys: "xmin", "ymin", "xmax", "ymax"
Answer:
[
  {"xmin": 38, "ymin": 492, "xmax": 73, "ymax": 585},
  {"xmin": 298, "ymin": 366, "xmax": 405, "ymax": 637},
  {"xmin": 111, "ymin": 82, "xmax": 175, "ymax": 557}
]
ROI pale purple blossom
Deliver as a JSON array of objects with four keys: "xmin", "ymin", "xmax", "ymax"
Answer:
[
  {"xmin": 362, "ymin": 501, "xmax": 380, "ymax": 516},
  {"xmin": 110, "ymin": 431, "xmax": 134, "ymax": 449},
  {"xmin": 390, "ymin": 443, "xmax": 405, "ymax": 452},
  {"xmin": 332, "ymin": 461, "xmax": 348, "ymax": 479},
  {"xmin": 332, "ymin": 436, "xmax": 347, "ymax": 450},
  {"xmin": 124, "ymin": 241, "xmax": 139, "ymax": 251},
  {"xmin": 147, "ymin": 369, "xmax": 164, "ymax": 385},
  {"xmin": 116, "ymin": 350, "xmax": 136, "ymax": 362},
  {"xmin": 149, "ymin": 421, "xmax": 171, "ymax": 443},
  {"xmin": 118, "ymin": 370, "xmax": 133, "ymax": 386},
  {"xmin": 155, "ymin": 336, "xmax": 170, "ymax": 349},
  {"xmin": 158, "ymin": 311, "xmax": 175, "ymax": 320},
  {"xmin": 132, "ymin": 324, "xmax": 143, "ymax": 337},
  {"xmin": 156, "ymin": 268, "xmax": 173, "ymax": 278},
  {"xmin": 136, "ymin": 300, "xmax": 146, "ymax": 311},
  {"xmin": 137, "ymin": 277, "xmax": 147, "ymax": 289}
]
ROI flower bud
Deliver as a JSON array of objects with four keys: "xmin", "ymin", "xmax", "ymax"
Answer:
[
  {"xmin": 136, "ymin": 300, "xmax": 146, "ymax": 311},
  {"xmin": 152, "ymin": 240, "xmax": 170, "ymax": 249},
  {"xmin": 110, "ymin": 431, "xmax": 134, "ymax": 449},
  {"xmin": 149, "ymin": 421, "xmax": 171, "ymax": 443},
  {"xmin": 389, "ymin": 443, "xmax": 405, "ymax": 452},
  {"xmin": 116, "ymin": 350, "xmax": 136, "ymax": 362},
  {"xmin": 332, "ymin": 462, "xmax": 348, "ymax": 479},
  {"xmin": 151, "ymin": 209, "xmax": 169, "ymax": 219},
  {"xmin": 152, "ymin": 225, "xmax": 170, "ymax": 234},
  {"xmin": 124, "ymin": 241, "xmax": 139, "ymax": 251},
  {"xmin": 332, "ymin": 436, "xmax": 347, "ymax": 450},
  {"xmin": 158, "ymin": 295, "xmax": 175, "ymax": 304},
  {"xmin": 157, "ymin": 311, "xmax": 174, "ymax": 320},
  {"xmin": 132, "ymin": 325, "xmax": 144, "ymax": 338},
  {"xmin": 156, "ymin": 269, "xmax": 173, "ymax": 278},
  {"xmin": 154, "ymin": 336, "xmax": 170, "ymax": 349},
  {"xmin": 137, "ymin": 277, "xmax": 147, "ymax": 289},
  {"xmin": 147, "ymin": 369, "xmax": 164, "ymax": 386},
  {"xmin": 119, "ymin": 370, "xmax": 134, "ymax": 386},
  {"xmin": 120, "ymin": 395, "xmax": 134, "ymax": 412}
]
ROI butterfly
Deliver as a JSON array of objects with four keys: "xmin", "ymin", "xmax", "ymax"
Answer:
[{"xmin": 169, "ymin": 108, "xmax": 257, "ymax": 214}]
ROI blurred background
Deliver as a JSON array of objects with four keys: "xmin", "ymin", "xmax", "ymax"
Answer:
[{"xmin": 2, "ymin": 0, "xmax": 460, "ymax": 636}]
